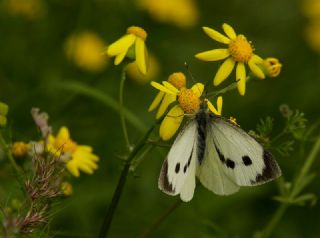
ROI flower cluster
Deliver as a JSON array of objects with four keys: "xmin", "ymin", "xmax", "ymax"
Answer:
[
  {"xmin": 1, "ymin": 108, "xmax": 101, "ymax": 236},
  {"xmin": 195, "ymin": 23, "xmax": 282, "ymax": 95},
  {"xmin": 146, "ymin": 23, "xmax": 281, "ymax": 141},
  {"xmin": 149, "ymin": 72, "xmax": 222, "ymax": 140}
]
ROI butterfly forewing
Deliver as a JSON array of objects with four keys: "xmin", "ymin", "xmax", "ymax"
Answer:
[
  {"xmin": 209, "ymin": 117, "xmax": 281, "ymax": 186},
  {"xmin": 158, "ymin": 121, "xmax": 198, "ymax": 201}
]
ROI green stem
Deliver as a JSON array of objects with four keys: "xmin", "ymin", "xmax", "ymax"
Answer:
[
  {"xmin": 262, "ymin": 204, "xmax": 288, "ymax": 238},
  {"xmin": 98, "ymin": 124, "xmax": 156, "ymax": 238},
  {"xmin": 119, "ymin": 66, "xmax": 131, "ymax": 150},
  {"xmin": 206, "ymin": 76, "xmax": 251, "ymax": 98},
  {"xmin": 56, "ymin": 81, "xmax": 147, "ymax": 132},
  {"xmin": 0, "ymin": 133, "xmax": 23, "ymax": 183},
  {"xmin": 291, "ymin": 136, "xmax": 320, "ymax": 197},
  {"xmin": 260, "ymin": 136, "xmax": 320, "ymax": 238},
  {"xmin": 138, "ymin": 200, "xmax": 182, "ymax": 238}
]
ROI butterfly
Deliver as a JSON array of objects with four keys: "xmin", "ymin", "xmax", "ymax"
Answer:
[{"xmin": 158, "ymin": 103, "xmax": 282, "ymax": 202}]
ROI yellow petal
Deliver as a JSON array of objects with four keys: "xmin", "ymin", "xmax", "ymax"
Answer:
[
  {"xmin": 217, "ymin": 96, "xmax": 223, "ymax": 114},
  {"xmin": 114, "ymin": 51, "xmax": 127, "ymax": 65},
  {"xmin": 57, "ymin": 127, "xmax": 70, "ymax": 140},
  {"xmin": 77, "ymin": 145, "xmax": 93, "ymax": 153},
  {"xmin": 206, "ymin": 100, "xmax": 220, "ymax": 115},
  {"xmin": 195, "ymin": 49, "xmax": 230, "ymax": 61},
  {"xmin": 66, "ymin": 161, "xmax": 80, "ymax": 177},
  {"xmin": 222, "ymin": 23, "xmax": 237, "ymax": 39},
  {"xmin": 248, "ymin": 58, "xmax": 265, "ymax": 79},
  {"xmin": 159, "ymin": 105, "xmax": 184, "ymax": 141},
  {"xmin": 191, "ymin": 83, "xmax": 204, "ymax": 97},
  {"xmin": 202, "ymin": 27, "xmax": 231, "ymax": 44},
  {"xmin": 156, "ymin": 94, "xmax": 176, "ymax": 119},
  {"xmin": 148, "ymin": 91, "xmax": 165, "ymax": 112},
  {"xmin": 75, "ymin": 155, "xmax": 98, "ymax": 169},
  {"xmin": 107, "ymin": 34, "xmax": 136, "ymax": 56},
  {"xmin": 251, "ymin": 54, "xmax": 264, "ymax": 64},
  {"xmin": 135, "ymin": 37, "xmax": 147, "ymax": 74},
  {"xmin": 162, "ymin": 81, "xmax": 180, "ymax": 93},
  {"xmin": 213, "ymin": 58, "xmax": 236, "ymax": 86},
  {"xmin": 150, "ymin": 81, "xmax": 177, "ymax": 95},
  {"xmin": 236, "ymin": 63, "xmax": 246, "ymax": 96}
]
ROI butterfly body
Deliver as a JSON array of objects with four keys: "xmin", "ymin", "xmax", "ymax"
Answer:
[{"xmin": 159, "ymin": 109, "xmax": 281, "ymax": 202}]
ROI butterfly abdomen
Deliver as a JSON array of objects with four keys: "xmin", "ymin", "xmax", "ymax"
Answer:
[{"xmin": 196, "ymin": 111, "xmax": 208, "ymax": 164}]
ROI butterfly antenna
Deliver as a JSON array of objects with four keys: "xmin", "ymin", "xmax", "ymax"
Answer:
[
  {"xmin": 184, "ymin": 62, "xmax": 197, "ymax": 83},
  {"xmin": 184, "ymin": 62, "xmax": 206, "ymax": 97}
]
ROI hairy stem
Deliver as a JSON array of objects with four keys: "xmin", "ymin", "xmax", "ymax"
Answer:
[
  {"xmin": 138, "ymin": 200, "xmax": 182, "ymax": 238},
  {"xmin": 98, "ymin": 124, "xmax": 156, "ymax": 238}
]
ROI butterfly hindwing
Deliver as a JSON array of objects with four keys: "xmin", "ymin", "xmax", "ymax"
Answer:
[
  {"xmin": 158, "ymin": 121, "xmax": 198, "ymax": 201},
  {"xmin": 196, "ymin": 128, "xmax": 240, "ymax": 195},
  {"xmin": 209, "ymin": 117, "xmax": 281, "ymax": 186}
]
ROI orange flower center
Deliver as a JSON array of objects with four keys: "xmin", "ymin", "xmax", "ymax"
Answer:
[
  {"xmin": 178, "ymin": 89, "xmax": 200, "ymax": 113},
  {"xmin": 54, "ymin": 138, "xmax": 77, "ymax": 153},
  {"xmin": 127, "ymin": 26, "xmax": 147, "ymax": 41},
  {"xmin": 168, "ymin": 72, "xmax": 186, "ymax": 89},
  {"xmin": 229, "ymin": 35, "xmax": 253, "ymax": 63}
]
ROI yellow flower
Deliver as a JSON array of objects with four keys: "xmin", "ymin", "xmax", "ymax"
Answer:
[
  {"xmin": 107, "ymin": 26, "xmax": 148, "ymax": 74},
  {"xmin": 4, "ymin": 0, "xmax": 45, "ymax": 19},
  {"xmin": 195, "ymin": 23, "xmax": 265, "ymax": 96},
  {"xmin": 65, "ymin": 32, "xmax": 108, "ymax": 72},
  {"xmin": 303, "ymin": 0, "xmax": 320, "ymax": 19},
  {"xmin": 304, "ymin": 20, "xmax": 320, "ymax": 52},
  {"xmin": 127, "ymin": 53, "xmax": 160, "ymax": 84},
  {"xmin": 47, "ymin": 127, "xmax": 99, "ymax": 177},
  {"xmin": 151, "ymin": 81, "xmax": 223, "ymax": 140},
  {"xmin": 61, "ymin": 182, "xmax": 73, "ymax": 196},
  {"xmin": 149, "ymin": 72, "xmax": 186, "ymax": 119},
  {"xmin": 11, "ymin": 141, "xmax": 30, "ymax": 157},
  {"xmin": 136, "ymin": 0, "xmax": 198, "ymax": 28},
  {"xmin": 261, "ymin": 58, "xmax": 282, "ymax": 78}
]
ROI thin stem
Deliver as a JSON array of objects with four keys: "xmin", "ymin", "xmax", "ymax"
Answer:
[
  {"xmin": 259, "ymin": 136, "xmax": 320, "ymax": 238},
  {"xmin": 138, "ymin": 200, "xmax": 182, "ymax": 238},
  {"xmin": 206, "ymin": 76, "xmax": 251, "ymax": 98},
  {"xmin": 262, "ymin": 204, "xmax": 288, "ymax": 238},
  {"xmin": 119, "ymin": 65, "xmax": 131, "ymax": 150},
  {"xmin": 0, "ymin": 132, "xmax": 23, "ymax": 182},
  {"xmin": 55, "ymin": 81, "xmax": 147, "ymax": 132},
  {"xmin": 98, "ymin": 124, "xmax": 156, "ymax": 238},
  {"xmin": 291, "ymin": 135, "xmax": 320, "ymax": 197}
]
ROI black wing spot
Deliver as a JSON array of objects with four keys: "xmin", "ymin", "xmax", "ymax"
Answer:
[
  {"xmin": 175, "ymin": 163, "xmax": 180, "ymax": 173},
  {"xmin": 253, "ymin": 150, "xmax": 282, "ymax": 185},
  {"xmin": 183, "ymin": 164, "xmax": 188, "ymax": 173},
  {"xmin": 159, "ymin": 160, "xmax": 175, "ymax": 194},
  {"xmin": 242, "ymin": 156, "xmax": 252, "ymax": 166},
  {"xmin": 216, "ymin": 148, "xmax": 225, "ymax": 163},
  {"xmin": 226, "ymin": 159, "xmax": 235, "ymax": 169}
]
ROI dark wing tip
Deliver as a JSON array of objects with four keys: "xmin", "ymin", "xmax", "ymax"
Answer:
[
  {"xmin": 252, "ymin": 150, "xmax": 282, "ymax": 185},
  {"xmin": 158, "ymin": 159, "xmax": 176, "ymax": 195}
]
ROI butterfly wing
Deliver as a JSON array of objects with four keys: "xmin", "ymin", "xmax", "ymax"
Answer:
[
  {"xmin": 196, "ymin": 128, "xmax": 240, "ymax": 195},
  {"xmin": 158, "ymin": 120, "xmax": 198, "ymax": 202},
  {"xmin": 208, "ymin": 117, "xmax": 281, "ymax": 186}
]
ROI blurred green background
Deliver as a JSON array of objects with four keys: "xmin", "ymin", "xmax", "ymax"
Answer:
[{"xmin": 1, "ymin": 0, "xmax": 320, "ymax": 237}]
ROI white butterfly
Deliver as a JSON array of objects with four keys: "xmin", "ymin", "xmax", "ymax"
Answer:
[{"xmin": 158, "ymin": 106, "xmax": 282, "ymax": 202}]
